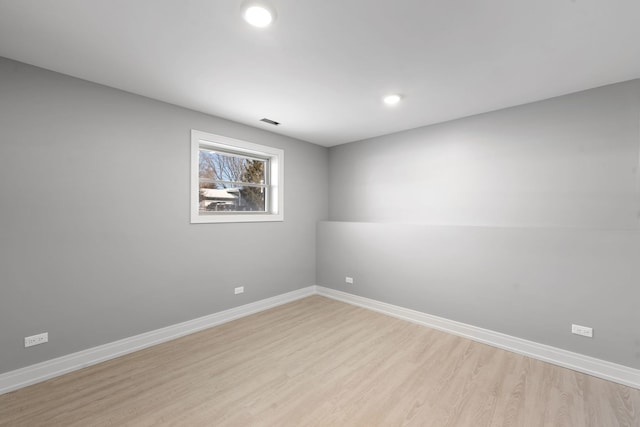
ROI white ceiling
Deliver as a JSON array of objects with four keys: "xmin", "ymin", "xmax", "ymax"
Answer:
[{"xmin": 1, "ymin": 0, "xmax": 639, "ymax": 147}]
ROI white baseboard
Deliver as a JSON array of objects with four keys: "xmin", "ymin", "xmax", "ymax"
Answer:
[
  {"xmin": 2, "ymin": 285, "xmax": 638, "ymax": 395},
  {"xmin": 316, "ymin": 286, "xmax": 640, "ymax": 390},
  {"xmin": 0, "ymin": 286, "xmax": 316, "ymax": 396}
]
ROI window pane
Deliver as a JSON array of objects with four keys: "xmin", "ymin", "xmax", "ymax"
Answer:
[
  {"xmin": 199, "ymin": 149, "xmax": 265, "ymax": 184},
  {"xmin": 199, "ymin": 183, "xmax": 266, "ymax": 212}
]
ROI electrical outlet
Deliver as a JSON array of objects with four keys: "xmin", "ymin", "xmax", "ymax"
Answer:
[
  {"xmin": 571, "ymin": 324, "xmax": 593, "ymax": 338},
  {"xmin": 345, "ymin": 277, "xmax": 354, "ymax": 284},
  {"xmin": 234, "ymin": 286, "xmax": 244, "ymax": 295},
  {"xmin": 25, "ymin": 332, "xmax": 48, "ymax": 348}
]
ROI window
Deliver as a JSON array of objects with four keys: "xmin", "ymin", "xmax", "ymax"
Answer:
[{"xmin": 191, "ymin": 130, "xmax": 284, "ymax": 223}]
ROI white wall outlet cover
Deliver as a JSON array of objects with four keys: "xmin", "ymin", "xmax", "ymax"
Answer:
[
  {"xmin": 571, "ymin": 324, "xmax": 593, "ymax": 338},
  {"xmin": 24, "ymin": 332, "xmax": 48, "ymax": 348},
  {"xmin": 234, "ymin": 286, "xmax": 245, "ymax": 294},
  {"xmin": 345, "ymin": 277, "xmax": 354, "ymax": 284}
]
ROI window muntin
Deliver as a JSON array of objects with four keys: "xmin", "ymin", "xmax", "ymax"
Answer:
[{"xmin": 191, "ymin": 130, "xmax": 283, "ymax": 223}]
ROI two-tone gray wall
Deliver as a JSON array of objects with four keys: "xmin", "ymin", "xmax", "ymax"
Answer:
[
  {"xmin": 0, "ymin": 57, "xmax": 328, "ymax": 374},
  {"xmin": 2, "ymin": 54, "xmax": 639, "ymax": 376},
  {"xmin": 319, "ymin": 80, "xmax": 640, "ymax": 368}
]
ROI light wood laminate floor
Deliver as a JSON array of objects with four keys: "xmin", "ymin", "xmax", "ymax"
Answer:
[{"xmin": 1, "ymin": 296, "xmax": 639, "ymax": 426}]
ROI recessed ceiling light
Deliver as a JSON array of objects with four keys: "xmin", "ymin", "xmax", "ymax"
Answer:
[
  {"xmin": 383, "ymin": 94, "xmax": 402, "ymax": 105},
  {"xmin": 242, "ymin": 2, "xmax": 276, "ymax": 28}
]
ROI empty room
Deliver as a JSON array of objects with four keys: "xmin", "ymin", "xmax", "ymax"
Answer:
[{"xmin": 1, "ymin": 1, "xmax": 639, "ymax": 426}]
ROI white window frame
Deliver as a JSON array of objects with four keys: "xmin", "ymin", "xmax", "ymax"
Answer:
[{"xmin": 191, "ymin": 130, "xmax": 284, "ymax": 223}]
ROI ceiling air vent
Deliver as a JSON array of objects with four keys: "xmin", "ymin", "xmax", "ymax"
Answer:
[{"xmin": 260, "ymin": 118, "xmax": 280, "ymax": 126}]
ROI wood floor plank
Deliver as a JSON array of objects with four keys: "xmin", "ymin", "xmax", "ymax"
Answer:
[{"xmin": 0, "ymin": 296, "xmax": 638, "ymax": 426}]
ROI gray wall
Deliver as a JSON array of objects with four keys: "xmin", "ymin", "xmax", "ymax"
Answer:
[
  {"xmin": 319, "ymin": 80, "xmax": 640, "ymax": 368},
  {"xmin": 0, "ymin": 57, "xmax": 329, "ymax": 374}
]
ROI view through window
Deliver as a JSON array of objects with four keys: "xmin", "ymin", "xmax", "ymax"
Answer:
[{"xmin": 199, "ymin": 149, "xmax": 267, "ymax": 212}]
